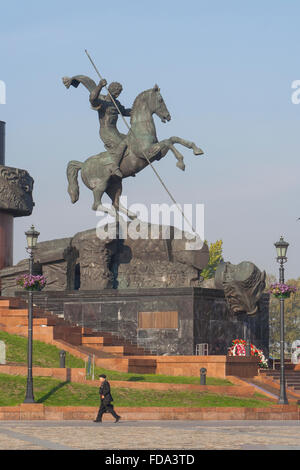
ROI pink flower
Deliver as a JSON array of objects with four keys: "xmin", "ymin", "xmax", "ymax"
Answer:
[{"xmin": 16, "ymin": 274, "xmax": 47, "ymax": 291}]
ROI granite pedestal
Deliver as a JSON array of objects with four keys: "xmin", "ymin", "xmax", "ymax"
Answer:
[{"xmin": 16, "ymin": 287, "xmax": 269, "ymax": 357}]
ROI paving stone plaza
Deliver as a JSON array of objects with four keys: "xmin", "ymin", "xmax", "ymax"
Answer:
[{"xmin": 0, "ymin": 420, "xmax": 300, "ymax": 451}]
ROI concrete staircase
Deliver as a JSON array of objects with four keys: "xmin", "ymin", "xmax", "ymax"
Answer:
[
  {"xmin": 0, "ymin": 297, "xmax": 153, "ymax": 358},
  {"xmin": 259, "ymin": 368, "xmax": 300, "ymax": 394}
]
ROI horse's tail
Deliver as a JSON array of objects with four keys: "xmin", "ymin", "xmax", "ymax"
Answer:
[{"xmin": 67, "ymin": 160, "xmax": 82, "ymax": 203}]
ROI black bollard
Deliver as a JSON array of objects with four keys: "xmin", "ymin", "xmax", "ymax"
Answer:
[
  {"xmin": 200, "ymin": 367, "xmax": 207, "ymax": 385},
  {"xmin": 59, "ymin": 350, "xmax": 66, "ymax": 368}
]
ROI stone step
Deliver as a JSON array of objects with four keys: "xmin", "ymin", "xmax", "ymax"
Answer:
[
  {"xmin": 81, "ymin": 345, "xmax": 124, "ymax": 354},
  {"xmin": 0, "ymin": 298, "xmax": 27, "ymax": 309},
  {"xmin": 0, "ymin": 308, "xmax": 29, "ymax": 316},
  {"xmin": 82, "ymin": 334, "xmax": 126, "ymax": 344},
  {"xmin": 0, "ymin": 307, "xmax": 55, "ymax": 318},
  {"xmin": 265, "ymin": 379, "xmax": 300, "ymax": 385},
  {"xmin": 80, "ymin": 327, "xmax": 94, "ymax": 335},
  {"xmin": 79, "ymin": 328, "xmax": 136, "ymax": 342},
  {"xmin": 0, "ymin": 310, "xmax": 68, "ymax": 325},
  {"xmin": 81, "ymin": 331, "xmax": 116, "ymax": 338},
  {"xmin": 262, "ymin": 371, "xmax": 295, "ymax": 376},
  {"xmin": 80, "ymin": 336, "xmax": 148, "ymax": 352},
  {"xmin": 81, "ymin": 331, "xmax": 149, "ymax": 347},
  {"xmin": 266, "ymin": 365, "xmax": 295, "ymax": 371},
  {"xmin": 261, "ymin": 372, "xmax": 300, "ymax": 390},
  {"xmin": 2, "ymin": 324, "xmax": 55, "ymax": 341},
  {"xmin": 0, "ymin": 316, "xmax": 57, "ymax": 327},
  {"xmin": 81, "ymin": 336, "xmax": 106, "ymax": 346},
  {"xmin": 267, "ymin": 374, "xmax": 300, "ymax": 379},
  {"xmin": 264, "ymin": 374, "xmax": 300, "ymax": 379},
  {"xmin": 52, "ymin": 325, "xmax": 83, "ymax": 346},
  {"xmin": 98, "ymin": 345, "xmax": 150, "ymax": 356},
  {"xmin": 0, "ymin": 301, "xmax": 53, "ymax": 316},
  {"xmin": 32, "ymin": 307, "xmax": 55, "ymax": 316}
]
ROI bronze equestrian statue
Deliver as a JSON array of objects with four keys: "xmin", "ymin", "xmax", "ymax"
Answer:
[{"xmin": 62, "ymin": 74, "xmax": 204, "ymax": 219}]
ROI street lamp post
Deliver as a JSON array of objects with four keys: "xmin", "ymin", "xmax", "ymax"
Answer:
[
  {"xmin": 274, "ymin": 236, "xmax": 289, "ymax": 405},
  {"xmin": 24, "ymin": 225, "xmax": 40, "ymax": 404}
]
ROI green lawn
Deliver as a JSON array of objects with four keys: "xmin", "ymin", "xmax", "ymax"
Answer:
[
  {"xmin": 0, "ymin": 330, "xmax": 84, "ymax": 368},
  {"xmin": 0, "ymin": 330, "xmax": 232, "ymax": 385},
  {"xmin": 88, "ymin": 368, "xmax": 233, "ymax": 386},
  {"xmin": 0, "ymin": 373, "xmax": 275, "ymax": 408}
]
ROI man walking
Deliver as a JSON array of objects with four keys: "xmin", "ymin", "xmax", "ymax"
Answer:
[{"xmin": 94, "ymin": 374, "xmax": 121, "ymax": 423}]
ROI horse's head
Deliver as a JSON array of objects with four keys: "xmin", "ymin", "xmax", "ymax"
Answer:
[{"xmin": 150, "ymin": 84, "xmax": 171, "ymax": 123}]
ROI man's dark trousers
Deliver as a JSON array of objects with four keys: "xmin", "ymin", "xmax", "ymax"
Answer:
[{"xmin": 95, "ymin": 403, "xmax": 119, "ymax": 422}]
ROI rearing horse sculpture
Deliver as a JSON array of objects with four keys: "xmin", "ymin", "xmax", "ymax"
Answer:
[{"xmin": 66, "ymin": 84, "xmax": 204, "ymax": 219}]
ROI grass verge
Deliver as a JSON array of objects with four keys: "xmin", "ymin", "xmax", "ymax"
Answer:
[
  {"xmin": 0, "ymin": 373, "xmax": 275, "ymax": 408},
  {"xmin": 0, "ymin": 330, "xmax": 84, "ymax": 368},
  {"xmin": 88, "ymin": 369, "xmax": 233, "ymax": 386}
]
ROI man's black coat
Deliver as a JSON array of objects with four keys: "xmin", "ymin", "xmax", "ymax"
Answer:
[{"xmin": 99, "ymin": 380, "xmax": 114, "ymax": 406}]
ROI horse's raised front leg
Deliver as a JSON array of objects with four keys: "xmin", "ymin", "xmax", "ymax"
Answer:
[
  {"xmin": 144, "ymin": 140, "xmax": 186, "ymax": 171},
  {"xmin": 157, "ymin": 139, "xmax": 186, "ymax": 171},
  {"xmin": 169, "ymin": 143, "xmax": 186, "ymax": 171},
  {"xmin": 169, "ymin": 136, "xmax": 204, "ymax": 156}
]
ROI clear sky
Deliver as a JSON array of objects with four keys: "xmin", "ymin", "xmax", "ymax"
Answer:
[{"xmin": 1, "ymin": 0, "xmax": 300, "ymax": 279}]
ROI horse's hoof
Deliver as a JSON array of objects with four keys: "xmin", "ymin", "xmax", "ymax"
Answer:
[
  {"xmin": 193, "ymin": 147, "xmax": 204, "ymax": 155},
  {"xmin": 92, "ymin": 203, "xmax": 99, "ymax": 211},
  {"xmin": 176, "ymin": 161, "xmax": 185, "ymax": 171}
]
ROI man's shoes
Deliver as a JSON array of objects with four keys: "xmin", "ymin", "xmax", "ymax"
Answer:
[
  {"xmin": 115, "ymin": 416, "xmax": 121, "ymax": 423},
  {"xmin": 93, "ymin": 420, "xmax": 102, "ymax": 423}
]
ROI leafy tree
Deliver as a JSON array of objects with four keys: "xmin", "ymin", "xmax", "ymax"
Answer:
[{"xmin": 201, "ymin": 240, "xmax": 223, "ymax": 280}]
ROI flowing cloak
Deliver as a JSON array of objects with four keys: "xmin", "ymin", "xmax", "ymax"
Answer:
[{"xmin": 62, "ymin": 74, "xmax": 98, "ymax": 93}]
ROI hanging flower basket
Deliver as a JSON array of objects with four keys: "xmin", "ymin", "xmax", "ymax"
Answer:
[
  {"xmin": 16, "ymin": 274, "xmax": 47, "ymax": 291},
  {"xmin": 228, "ymin": 339, "xmax": 268, "ymax": 368},
  {"xmin": 269, "ymin": 283, "xmax": 297, "ymax": 299}
]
